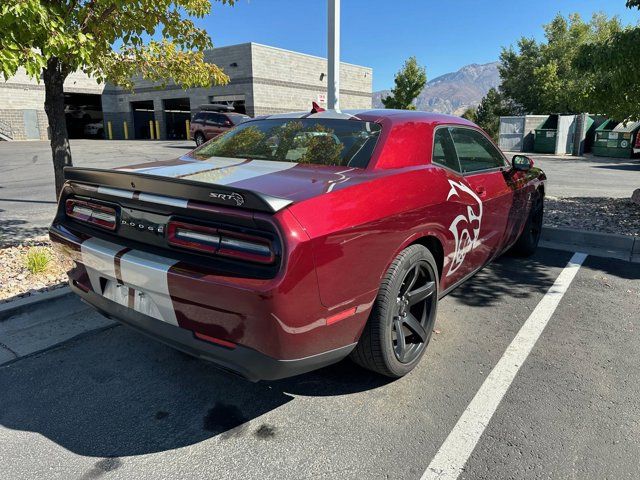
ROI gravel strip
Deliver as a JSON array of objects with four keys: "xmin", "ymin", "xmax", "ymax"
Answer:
[
  {"xmin": 544, "ymin": 196, "xmax": 640, "ymax": 237},
  {"xmin": 0, "ymin": 237, "xmax": 72, "ymax": 304}
]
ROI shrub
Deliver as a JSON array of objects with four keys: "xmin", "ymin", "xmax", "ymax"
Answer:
[{"xmin": 25, "ymin": 247, "xmax": 51, "ymax": 275}]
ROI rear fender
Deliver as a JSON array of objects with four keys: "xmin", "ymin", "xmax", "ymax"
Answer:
[{"xmin": 379, "ymin": 227, "xmax": 449, "ymax": 285}]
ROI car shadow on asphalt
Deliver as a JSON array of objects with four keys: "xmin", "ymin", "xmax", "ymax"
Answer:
[
  {"xmin": 448, "ymin": 247, "xmax": 639, "ymax": 309},
  {"xmin": 448, "ymin": 248, "xmax": 572, "ymax": 308},
  {"xmin": 0, "ymin": 322, "xmax": 393, "ymax": 459}
]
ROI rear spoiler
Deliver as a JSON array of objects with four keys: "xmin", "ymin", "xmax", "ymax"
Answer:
[{"xmin": 63, "ymin": 167, "xmax": 293, "ymax": 213}]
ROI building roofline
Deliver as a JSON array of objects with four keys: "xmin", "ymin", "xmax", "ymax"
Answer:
[{"xmin": 206, "ymin": 42, "xmax": 372, "ymax": 71}]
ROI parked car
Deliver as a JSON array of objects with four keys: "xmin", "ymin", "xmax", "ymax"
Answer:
[
  {"xmin": 83, "ymin": 122, "xmax": 104, "ymax": 138},
  {"xmin": 190, "ymin": 106, "xmax": 250, "ymax": 146},
  {"xmin": 49, "ymin": 109, "xmax": 545, "ymax": 381},
  {"xmin": 64, "ymin": 105, "xmax": 102, "ymax": 122}
]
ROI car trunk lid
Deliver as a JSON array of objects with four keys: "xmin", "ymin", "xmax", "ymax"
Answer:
[{"xmin": 111, "ymin": 155, "xmax": 378, "ymax": 206}]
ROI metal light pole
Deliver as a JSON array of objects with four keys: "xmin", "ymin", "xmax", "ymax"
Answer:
[{"xmin": 327, "ymin": 0, "xmax": 340, "ymax": 110}]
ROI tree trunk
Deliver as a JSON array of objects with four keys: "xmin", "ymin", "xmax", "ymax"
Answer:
[{"xmin": 43, "ymin": 58, "xmax": 72, "ymax": 198}]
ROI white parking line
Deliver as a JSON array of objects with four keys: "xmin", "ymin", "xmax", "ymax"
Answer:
[{"xmin": 422, "ymin": 251, "xmax": 588, "ymax": 480}]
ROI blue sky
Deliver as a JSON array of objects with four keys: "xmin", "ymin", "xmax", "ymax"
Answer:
[{"xmin": 202, "ymin": 0, "xmax": 639, "ymax": 91}]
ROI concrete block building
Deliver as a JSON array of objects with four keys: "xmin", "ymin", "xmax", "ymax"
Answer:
[
  {"xmin": 0, "ymin": 42, "xmax": 372, "ymax": 142},
  {"xmin": 0, "ymin": 70, "xmax": 104, "ymax": 141}
]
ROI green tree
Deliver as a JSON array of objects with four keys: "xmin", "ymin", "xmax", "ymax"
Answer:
[
  {"xmin": 473, "ymin": 88, "xmax": 520, "ymax": 140},
  {"xmin": 461, "ymin": 107, "xmax": 478, "ymax": 123},
  {"xmin": 499, "ymin": 13, "xmax": 622, "ymax": 114},
  {"xmin": 300, "ymin": 125, "xmax": 343, "ymax": 166},
  {"xmin": 208, "ymin": 126, "xmax": 268, "ymax": 159},
  {"xmin": 382, "ymin": 56, "xmax": 427, "ymax": 110},
  {"xmin": 0, "ymin": 0, "xmax": 233, "ymax": 196},
  {"xmin": 574, "ymin": 1, "xmax": 640, "ymax": 121}
]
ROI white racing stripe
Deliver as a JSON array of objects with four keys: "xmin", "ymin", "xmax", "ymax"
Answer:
[
  {"xmin": 118, "ymin": 250, "xmax": 180, "ymax": 326},
  {"xmin": 124, "ymin": 157, "xmax": 246, "ymax": 178},
  {"xmin": 137, "ymin": 193, "xmax": 189, "ymax": 209},
  {"xmin": 97, "ymin": 186, "xmax": 134, "ymax": 199},
  {"xmin": 422, "ymin": 251, "xmax": 588, "ymax": 480},
  {"xmin": 265, "ymin": 111, "xmax": 308, "ymax": 119},
  {"xmin": 118, "ymin": 156, "xmax": 294, "ymax": 188},
  {"xmin": 80, "ymin": 238, "xmax": 126, "ymax": 293},
  {"xmin": 307, "ymin": 110, "xmax": 359, "ymax": 119},
  {"xmin": 80, "ymin": 237, "xmax": 180, "ymax": 326},
  {"xmin": 184, "ymin": 159, "xmax": 298, "ymax": 185}
]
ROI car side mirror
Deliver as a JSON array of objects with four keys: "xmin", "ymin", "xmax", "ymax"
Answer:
[{"xmin": 512, "ymin": 155, "xmax": 533, "ymax": 171}]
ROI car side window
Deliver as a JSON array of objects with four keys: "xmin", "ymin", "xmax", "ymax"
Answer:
[
  {"xmin": 205, "ymin": 113, "xmax": 223, "ymax": 126},
  {"xmin": 432, "ymin": 127, "xmax": 461, "ymax": 172},
  {"xmin": 449, "ymin": 127, "xmax": 506, "ymax": 173},
  {"xmin": 192, "ymin": 112, "xmax": 206, "ymax": 124}
]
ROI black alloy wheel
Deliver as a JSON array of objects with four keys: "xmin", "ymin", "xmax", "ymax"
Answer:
[
  {"xmin": 351, "ymin": 244, "xmax": 439, "ymax": 378},
  {"xmin": 512, "ymin": 192, "xmax": 544, "ymax": 257},
  {"xmin": 392, "ymin": 261, "xmax": 437, "ymax": 364},
  {"xmin": 528, "ymin": 195, "xmax": 544, "ymax": 245}
]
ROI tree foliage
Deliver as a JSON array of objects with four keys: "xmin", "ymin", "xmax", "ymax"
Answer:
[
  {"xmin": 299, "ymin": 125, "xmax": 343, "ymax": 165},
  {"xmin": 0, "ymin": 1, "xmax": 232, "ymax": 89},
  {"xmin": 0, "ymin": 0, "xmax": 233, "ymax": 195},
  {"xmin": 499, "ymin": 13, "xmax": 622, "ymax": 115},
  {"xmin": 461, "ymin": 107, "xmax": 477, "ymax": 123},
  {"xmin": 382, "ymin": 56, "xmax": 427, "ymax": 110},
  {"xmin": 472, "ymin": 88, "xmax": 520, "ymax": 140},
  {"xmin": 574, "ymin": 1, "xmax": 640, "ymax": 121}
]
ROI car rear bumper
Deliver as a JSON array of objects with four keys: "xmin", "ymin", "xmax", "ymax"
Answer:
[
  {"xmin": 49, "ymin": 218, "xmax": 370, "ymax": 379},
  {"xmin": 71, "ymin": 281, "xmax": 356, "ymax": 381}
]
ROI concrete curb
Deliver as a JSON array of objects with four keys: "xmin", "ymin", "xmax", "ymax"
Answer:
[
  {"xmin": 541, "ymin": 226, "xmax": 638, "ymax": 263},
  {"xmin": 0, "ymin": 286, "xmax": 71, "ymax": 322},
  {"xmin": 0, "ymin": 293, "xmax": 114, "ymax": 367}
]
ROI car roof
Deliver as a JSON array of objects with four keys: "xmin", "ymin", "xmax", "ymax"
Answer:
[
  {"xmin": 240, "ymin": 109, "xmax": 485, "ymax": 170},
  {"xmin": 258, "ymin": 108, "xmax": 477, "ymax": 128}
]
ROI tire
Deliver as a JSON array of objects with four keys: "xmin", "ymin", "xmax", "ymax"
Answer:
[
  {"xmin": 511, "ymin": 191, "xmax": 544, "ymax": 257},
  {"xmin": 194, "ymin": 132, "xmax": 205, "ymax": 146},
  {"xmin": 351, "ymin": 244, "xmax": 439, "ymax": 378}
]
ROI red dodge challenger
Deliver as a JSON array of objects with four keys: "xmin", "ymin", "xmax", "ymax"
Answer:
[{"xmin": 50, "ymin": 109, "xmax": 545, "ymax": 381}]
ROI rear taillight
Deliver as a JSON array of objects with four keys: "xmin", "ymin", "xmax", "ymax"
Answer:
[
  {"xmin": 65, "ymin": 199, "xmax": 117, "ymax": 230},
  {"xmin": 167, "ymin": 221, "xmax": 275, "ymax": 264},
  {"xmin": 167, "ymin": 221, "xmax": 220, "ymax": 254},
  {"xmin": 634, "ymin": 133, "xmax": 640, "ymax": 148}
]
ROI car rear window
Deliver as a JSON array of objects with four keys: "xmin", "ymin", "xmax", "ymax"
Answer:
[{"xmin": 192, "ymin": 118, "xmax": 382, "ymax": 168}]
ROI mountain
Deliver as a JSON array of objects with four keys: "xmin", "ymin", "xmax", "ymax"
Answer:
[{"xmin": 372, "ymin": 61, "xmax": 500, "ymax": 115}]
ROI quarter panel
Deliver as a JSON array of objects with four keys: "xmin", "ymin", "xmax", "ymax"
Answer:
[{"xmin": 289, "ymin": 167, "xmax": 463, "ymax": 308}]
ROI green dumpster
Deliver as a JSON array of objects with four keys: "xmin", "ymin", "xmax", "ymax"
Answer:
[
  {"xmin": 592, "ymin": 120, "xmax": 640, "ymax": 158},
  {"xmin": 534, "ymin": 115, "xmax": 557, "ymax": 153},
  {"xmin": 583, "ymin": 115, "xmax": 607, "ymax": 153}
]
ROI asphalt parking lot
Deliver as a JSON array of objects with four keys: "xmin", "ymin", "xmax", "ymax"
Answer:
[
  {"xmin": 0, "ymin": 140, "xmax": 638, "ymax": 245},
  {"xmin": 1, "ymin": 247, "xmax": 638, "ymax": 479},
  {"xmin": 0, "ymin": 140, "xmax": 193, "ymax": 245}
]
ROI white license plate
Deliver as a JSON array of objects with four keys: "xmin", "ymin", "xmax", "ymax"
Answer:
[{"xmin": 102, "ymin": 280, "xmax": 163, "ymax": 319}]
